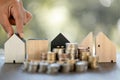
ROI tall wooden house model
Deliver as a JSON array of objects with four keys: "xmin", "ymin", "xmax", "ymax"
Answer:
[{"xmin": 95, "ymin": 32, "xmax": 116, "ymax": 62}]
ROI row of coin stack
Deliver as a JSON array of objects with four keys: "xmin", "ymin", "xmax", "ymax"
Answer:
[
  {"xmin": 23, "ymin": 60, "xmax": 88, "ymax": 73},
  {"xmin": 23, "ymin": 43, "xmax": 99, "ymax": 73}
]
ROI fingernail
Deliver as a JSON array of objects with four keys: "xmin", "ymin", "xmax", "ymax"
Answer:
[{"xmin": 19, "ymin": 33, "xmax": 24, "ymax": 38}]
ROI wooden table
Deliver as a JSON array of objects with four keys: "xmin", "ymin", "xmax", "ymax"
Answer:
[{"xmin": 0, "ymin": 54, "xmax": 120, "ymax": 80}]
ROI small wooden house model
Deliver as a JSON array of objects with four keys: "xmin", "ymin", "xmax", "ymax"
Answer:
[{"xmin": 4, "ymin": 34, "xmax": 25, "ymax": 63}]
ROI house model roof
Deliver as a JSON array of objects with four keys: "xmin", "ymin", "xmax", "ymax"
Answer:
[
  {"xmin": 6, "ymin": 34, "xmax": 25, "ymax": 43},
  {"xmin": 51, "ymin": 33, "xmax": 70, "ymax": 51},
  {"xmin": 5, "ymin": 34, "xmax": 25, "ymax": 45}
]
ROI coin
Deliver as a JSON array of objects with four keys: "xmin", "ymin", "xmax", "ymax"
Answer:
[
  {"xmin": 61, "ymin": 63, "xmax": 71, "ymax": 73},
  {"xmin": 28, "ymin": 60, "xmax": 39, "ymax": 73},
  {"xmin": 88, "ymin": 55, "xmax": 99, "ymax": 69},
  {"xmin": 23, "ymin": 60, "xmax": 30, "ymax": 71},
  {"xmin": 47, "ymin": 63, "xmax": 60, "ymax": 74},
  {"xmin": 38, "ymin": 62, "xmax": 49, "ymax": 73},
  {"xmin": 75, "ymin": 61, "xmax": 88, "ymax": 72}
]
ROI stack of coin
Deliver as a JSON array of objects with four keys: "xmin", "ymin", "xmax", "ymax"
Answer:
[
  {"xmin": 75, "ymin": 61, "xmax": 88, "ymax": 72},
  {"xmin": 28, "ymin": 60, "xmax": 39, "ymax": 73},
  {"xmin": 23, "ymin": 60, "xmax": 30, "ymax": 71},
  {"xmin": 78, "ymin": 47, "xmax": 90, "ymax": 61},
  {"xmin": 67, "ymin": 60, "xmax": 76, "ymax": 72},
  {"xmin": 61, "ymin": 63, "xmax": 71, "ymax": 73},
  {"xmin": 59, "ymin": 53, "xmax": 70, "ymax": 62},
  {"xmin": 81, "ymin": 51, "xmax": 90, "ymax": 61},
  {"xmin": 38, "ymin": 62, "xmax": 49, "ymax": 73},
  {"xmin": 41, "ymin": 52, "xmax": 47, "ymax": 61},
  {"xmin": 66, "ymin": 43, "xmax": 78, "ymax": 59},
  {"xmin": 88, "ymin": 55, "xmax": 99, "ymax": 69},
  {"xmin": 58, "ymin": 48, "xmax": 64, "ymax": 55},
  {"xmin": 78, "ymin": 47, "xmax": 87, "ymax": 58},
  {"xmin": 47, "ymin": 63, "xmax": 60, "ymax": 74},
  {"xmin": 53, "ymin": 46, "xmax": 64, "ymax": 60},
  {"xmin": 47, "ymin": 52, "xmax": 56, "ymax": 63}
]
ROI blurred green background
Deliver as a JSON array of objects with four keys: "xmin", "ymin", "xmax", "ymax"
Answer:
[{"xmin": 0, "ymin": 0, "xmax": 120, "ymax": 52}]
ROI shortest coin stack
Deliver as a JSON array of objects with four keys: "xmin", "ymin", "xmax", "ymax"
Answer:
[
  {"xmin": 47, "ymin": 63, "xmax": 60, "ymax": 74},
  {"xmin": 28, "ymin": 60, "xmax": 39, "ymax": 73},
  {"xmin": 41, "ymin": 53, "xmax": 47, "ymax": 61},
  {"xmin": 75, "ymin": 61, "xmax": 88, "ymax": 72},
  {"xmin": 38, "ymin": 61, "xmax": 49, "ymax": 73},
  {"xmin": 88, "ymin": 55, "xmax": 99, "ymax": 69}
]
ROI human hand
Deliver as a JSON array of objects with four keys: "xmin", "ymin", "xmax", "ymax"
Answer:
[{"xmin": 0, "ymin": 0, "xmax": 32, "ymax": 38}]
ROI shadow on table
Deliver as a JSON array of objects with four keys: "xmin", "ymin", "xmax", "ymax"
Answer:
[{"xmin": 87, "ymin": 62, "xmax": 117, "ymax": 73}]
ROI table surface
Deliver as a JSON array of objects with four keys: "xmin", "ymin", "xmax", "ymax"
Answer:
[{"xmin": 0, "ymin": 54, "xmax": 120, "ymax": 80}]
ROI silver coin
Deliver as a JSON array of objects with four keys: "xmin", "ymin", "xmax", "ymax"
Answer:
[
  {"xmin": 47, "ymin": 63, "xmax": 60, "ymax": 74},
  {"xmin": 38, "ymin": 62, "xmax": 49, "ymax": 73},
  {"xmin": 28, "ymin": 61, "xmax": 39, "ymax": 73},
  {"xmin": 61, "ymin": 63, "xmax": 71, "ymax": 73},
  {"xmin": 75, "ymin": 61, "xmax": 88, "ymax": 72},
  {"xmin": 23, "ymin": 60, "xmax": 29, "ymax": 71}
]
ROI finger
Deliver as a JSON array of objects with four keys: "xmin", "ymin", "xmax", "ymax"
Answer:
[
  {"xmin": 24, "ymin": 10, "xmax": 32, "ymax": 25},
  {"xmin": 11, "ymin": 4, "xmax": 24, "ymax": 38},
  {"xmin": 2, "ymin": 15, "xmax": 14, "ymax": 38},
  {"xmin": 11, "ymin": 0, "xmax": 31, "ymax": 27}
]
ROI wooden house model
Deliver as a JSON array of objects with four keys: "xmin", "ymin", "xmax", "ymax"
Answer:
[
  {"xmin": 4, "ymin": 34, "xmax": 25, "ymax": 63},
  {"xmin": 95, "ymin": 32, "xmax": 116, "ymax": 63},
  {"xmin": 79, "ymin": 32, "xmax": 93, "ymax": 54},
  {"xmin": 26, "ymin": 39, "xmax": 48, "ymax": 61}
]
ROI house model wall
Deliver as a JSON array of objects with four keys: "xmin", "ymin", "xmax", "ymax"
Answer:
[
  {"xmin": 27, "ymin": 39, "xmax": 48, "ymax": 61},
  {"xmin": 4, "ymin": 34, "xmax": 25, "ymax": 63},
  {"xmin": 95, "ymin": 32, "xmax": 116, "ymax": 62},
  {"xmin": 79, "ymin": 32, "xmax": 93, "ymax": 54}
]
